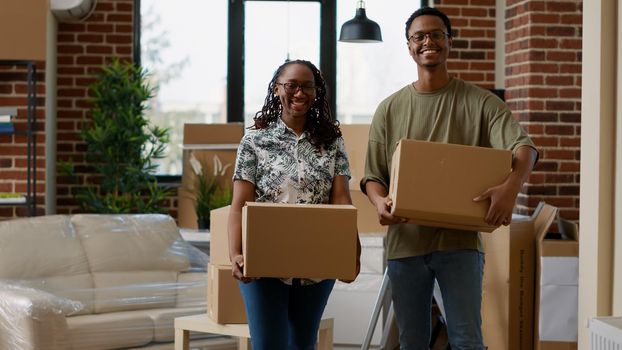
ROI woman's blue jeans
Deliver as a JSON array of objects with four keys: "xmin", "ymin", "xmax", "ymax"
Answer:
[
  {"xmin": 387, "ymin": 249, "xmax": 485, "ymax": 350},
  {"xmin": 238, "ymin": 278, "xmax": 335, "ymax": 350}
]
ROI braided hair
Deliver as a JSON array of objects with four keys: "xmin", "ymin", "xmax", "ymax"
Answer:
[{"xmin": 251, "ymin": 59, "xmax": 342, "ymax": 150}]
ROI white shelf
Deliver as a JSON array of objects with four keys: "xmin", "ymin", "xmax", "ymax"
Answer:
[{"xmin": 0, "ymin": 196, "xmax": 26, "ymax": 204}]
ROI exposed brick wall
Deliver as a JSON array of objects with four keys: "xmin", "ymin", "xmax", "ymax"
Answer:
[
  {"xmin": 0, "ymin": 62, "xmax": 46, "ymax": 219},
  {"xmin": 55, "ymin": 0, "xmax": 178, "ymax": 217},
  {"xmin": 504, "ymin": 0, "xmax": 582, "ymax": 220},
  {"xmin": 56, "ymin": 0, "xmax": 135, "ymax": 214},
  {"xmin": 436, "ymin": 0, "xmax": 498, "ymax": 89},
  {"xmin": 434, "ymin": 0, "xmax": 583, "ymax": 221}
]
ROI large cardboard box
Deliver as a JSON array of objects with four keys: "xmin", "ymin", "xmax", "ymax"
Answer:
[
  {"xmin": 242, "ymin": 202, "xmax": 358, "ymax": 280},
  {"xmin": 340, "ymin": 124, "xmax": 387, "ymax": 234},
  {"xmin": 389, "ymin": 139, "xmax": 512, "ymax": 232},
  {"xmin": 207, "ymin": 264, "xmax": 247, "ymax": 324},
  {"xmin": 482, "ymin": 202, "xmax": 557, "ymax": 350},
  {"xmin": 178, "ymin": 123, "xmax": 244, "ymax": 229},
  {"xmin": 351, "ymin": 190, "xmax": 387, "ymax": 234},
  {"xmin": 534, "ymin": 218, "xmax": 579, "ymax": 350},
  {"xmin": 340, "ymin": 124, "xmax": 371, "ymax": 191},
  {"xmin": 209, "ymin": 205, "xmax": 231, "ymax": 266}
]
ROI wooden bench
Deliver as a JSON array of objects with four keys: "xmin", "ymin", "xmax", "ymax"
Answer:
[{"xmin": 174, "ymin": 314, "xmax": 333, "ymax": 350}]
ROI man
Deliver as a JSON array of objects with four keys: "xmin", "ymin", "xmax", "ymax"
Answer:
[{"xmin": 361, "ymin": 7, "xmax": 538, "ymax": 350}]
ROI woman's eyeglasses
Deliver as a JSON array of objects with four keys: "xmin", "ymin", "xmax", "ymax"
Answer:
[{"xmin": 275, "ymin": 82, "xmax": 318, "ymax": 95}]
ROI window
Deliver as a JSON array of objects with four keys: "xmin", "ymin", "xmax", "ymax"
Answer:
[
  {"xmin": 336, "ymin": 0, "xmax": 419, "ymax": 123},
  {"xmin": 140, "ymin": 0, "xmax": 228, "ymax": 175},
  {"xmin": 244, "ymin": 1, "xmax": 321, "ymax": 126},
  {"xmin": 138, "ymin": 0, "xmax": 421, "ymax": 175}
]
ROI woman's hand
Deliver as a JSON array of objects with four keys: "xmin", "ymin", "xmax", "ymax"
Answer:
[
  {"xmin": 339, "ymin": 233, "xmax": 362, "ymax": 284},
  {"xmin": 231, "ymin": 254, "xmax": 254, "ymax": 283}
]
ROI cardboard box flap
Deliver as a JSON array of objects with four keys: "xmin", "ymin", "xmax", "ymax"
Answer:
[
  {"xmin": 540, "ymin": 217, "xmax": 579, "ymax": 257},
  {"xmin": 558, "ymin": 218, "xmax": 579, "ymax": 241},
  {"xmin": 533, "ymin": 202, "xmax": 559, "ymax": 242}
]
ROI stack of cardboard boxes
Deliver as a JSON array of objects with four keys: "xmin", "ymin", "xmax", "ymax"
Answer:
[
  {"xmin": 207, "ymin": 206, "xmax": 247, "ymax": 324},
  {"xmin": 207, "ymin": 201, "xmax": 359, "ymax": 324}
]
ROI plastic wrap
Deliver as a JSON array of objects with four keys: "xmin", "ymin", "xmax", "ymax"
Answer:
[{"xmin": 0, "ymin": 214, "xmax": 226, "ymax": 350}]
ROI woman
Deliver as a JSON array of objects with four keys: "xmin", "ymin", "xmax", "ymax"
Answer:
[{"xmin": 227, "ymin": 59, "xmax": 359, "ymax": 349}]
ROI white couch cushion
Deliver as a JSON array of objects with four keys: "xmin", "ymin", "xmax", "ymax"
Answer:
[
  {"xmin": 0, "ymin": 215, "xmax": 90, "ymax": 279},
  {"xmin": 66, "ymin": 310, "xmax": 154, "ymax": 350},
  {"xmin": 176, "ymin": 272, "xmax": 207, "ymax": 308},
  {"xmin": 92, "ymin": 271, "xmax": 179, "ymax": 313},
  {"xmin": 71, "ymin": 214, "xmax": 191, "ymax": 272}
]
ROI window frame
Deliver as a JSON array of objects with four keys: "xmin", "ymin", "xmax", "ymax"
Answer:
[
  {"xmin": 228, "ymin": 0, "xmax": 335, "ymax": 122},
  {"xmin": 133, "ymin": 0, "xmax": 429, "ymax": 179}
]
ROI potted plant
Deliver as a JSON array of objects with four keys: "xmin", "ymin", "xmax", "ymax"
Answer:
[
  {"xmin": 188, "ymin": 152, "xmax": 233, "ymax": 229},
  {"xmin": 62, "ymin": 58, "xmax": 171, "ymax": 213}
]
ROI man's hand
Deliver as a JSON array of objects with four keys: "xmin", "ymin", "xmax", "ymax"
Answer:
[
  {"xmin": 375, "ymin": 197, "xmax": 409, "ymax": 225},
  {"xmin": 365, "ymin": 181, "xmax": 408, "ymax": 226},
  {"xmin": 473, "ymin": 181, "xmax": 520, "ymax": 227},
  {"xmin": 474, "ymin": 145, "xmax": 538, "ymax": 227}
]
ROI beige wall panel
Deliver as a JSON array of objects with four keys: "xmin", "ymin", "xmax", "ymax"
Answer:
[
  {"xmin": 0, "ymin": 0, "xmax": 48, "ymax": 61},
  {"xmin": 579, "ymin": 0, "xmax": 616, "ymax": 348}
]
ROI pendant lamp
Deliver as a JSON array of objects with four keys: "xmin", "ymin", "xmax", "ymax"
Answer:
[{"xmin": 339, "ymin": 1, "xmax": 382, "ymax": 43}]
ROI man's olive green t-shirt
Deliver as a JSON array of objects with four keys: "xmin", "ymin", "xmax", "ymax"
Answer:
[{"xmin": 361, "ymin": 78, "xmax": 537, "ymax": 260}]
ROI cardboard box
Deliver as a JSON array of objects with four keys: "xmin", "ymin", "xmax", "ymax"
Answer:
[
  {"xmin": 534, "ymin": 218, "xmax": 579, "ymax": 350},
  {"xmin": 340, "ymin": 124, "xmax": 371, "ymax": 191},
  {"xmin": 389, "ymin": 139, "xmax": 512, "ymax": 232},
  {"xmin": 209, "ymin": 205, "xmax": 231, "ymax": 266},
  {"xmin": 350, "ymin": 190, "xmax": 387, "ymax": 234},
  {"xmin": 178, "ymin": 123, "xmax": 244, "ymax": 229},
  {"xmin": 207, "ymin": 264, "xmax": 247, "ymax": 324},
  {"xmin": 242, "ymin": 202, "xmax": 358, "ymax": 280},
  {"xmin": 482, "ymin": 202, "xmax": 557, "ymax": 350}
]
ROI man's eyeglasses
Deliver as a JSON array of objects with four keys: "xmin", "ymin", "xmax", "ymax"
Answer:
[
  {"xmin": 408, "ymin": 30, "xmax": 449, "ymax": 44},
  {"xmin": 275, "ymin": 82, "xmax": 318, "ymax": 95}
]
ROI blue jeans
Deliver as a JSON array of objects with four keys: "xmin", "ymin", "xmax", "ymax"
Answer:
[
  {"xmin": 238, "ymin": 278, "xmax": 335, "ymax": 350},
  {"xmin": 387, "ymin": 250, "xmax": 485, "ymax": 350}
]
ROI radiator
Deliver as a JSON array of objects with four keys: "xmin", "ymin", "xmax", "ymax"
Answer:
[{"xmin": 589, "ymin": 317, "xmax": 622, "ymax": 350}]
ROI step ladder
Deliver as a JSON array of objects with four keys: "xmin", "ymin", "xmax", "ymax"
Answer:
[{"xmin": 361, "ymin": 268, "xmax": 447, "ymax": 350}]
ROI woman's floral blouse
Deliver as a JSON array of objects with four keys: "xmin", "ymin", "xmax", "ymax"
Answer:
[{"xmin": 234, "ymin": 118, "xmax": 351, "ymax": 204}]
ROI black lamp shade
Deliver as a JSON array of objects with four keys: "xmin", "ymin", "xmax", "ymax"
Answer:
[{"xmin": 339, "ymin": 8, "xmax": 382, "ymax": 43}]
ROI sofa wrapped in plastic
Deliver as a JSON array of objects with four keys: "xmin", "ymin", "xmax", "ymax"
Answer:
[{"xmin": 0, "ymin": 214, "xmax": 227, "ymax": 350}]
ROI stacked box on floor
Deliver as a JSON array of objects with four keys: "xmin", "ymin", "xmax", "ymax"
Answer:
[
  {"xmin": 207, "ymin": 206, "xmax": 247, "ymax": 324},
  {"xmin": 481, "ymin": 202, "xmax": 557, "ymax": 350}
]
